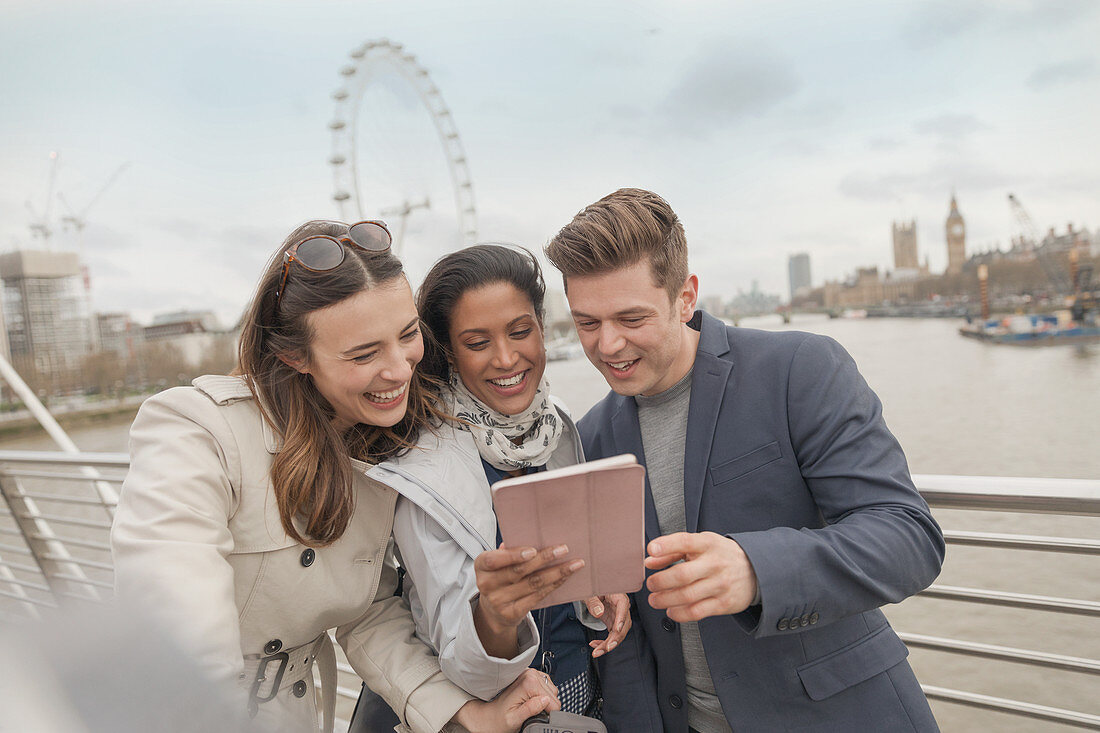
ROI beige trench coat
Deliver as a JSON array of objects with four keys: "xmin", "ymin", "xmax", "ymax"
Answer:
[{"xmin": 111, "ymin": 375, "xmax": 473, "ymax": 733}]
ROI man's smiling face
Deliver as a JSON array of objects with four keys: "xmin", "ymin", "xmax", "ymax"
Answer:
[{"xmin": 566, "ymin": 260, "xmax": 698, "ymax": 397}]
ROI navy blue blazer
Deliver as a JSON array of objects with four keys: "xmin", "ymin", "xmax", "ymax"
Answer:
[{"xmin": 584, "ymin": 312, "xmax": 943, "ymax": 732}]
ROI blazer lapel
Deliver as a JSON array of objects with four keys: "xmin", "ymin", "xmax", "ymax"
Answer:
[
  {"xmin": 609, "ymin": 395, "xmax": 662, "ymax": 545},
  {"xmin": 684, "ymin": 313, "xmax": 734, "ymax": 534}
]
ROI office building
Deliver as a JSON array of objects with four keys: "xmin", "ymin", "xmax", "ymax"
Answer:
[
  {"xmin": 788, "ymin": 253, "xmax": 811, "ymax": 300},
  {"xmin": 0, "ymin": 250, "xmax": 96, "ymax": 374}
]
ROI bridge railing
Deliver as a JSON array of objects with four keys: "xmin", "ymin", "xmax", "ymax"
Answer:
[{"xmin": 1, "ymin": 452, "xmax": 1097, "ymax": 730}]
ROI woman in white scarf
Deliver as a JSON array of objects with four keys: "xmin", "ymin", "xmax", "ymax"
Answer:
[{"xmin": 410, "ymin": 244, "xmax": 632, "ymax": 720}]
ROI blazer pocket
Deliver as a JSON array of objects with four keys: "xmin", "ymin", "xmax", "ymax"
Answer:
[
  {"xmin": 796, "ymin": 624, "xmax": 909, "ymax": 701},
  {"xmin": 710, "ymin": 441, "xmax": 782, "ymax": 485}
]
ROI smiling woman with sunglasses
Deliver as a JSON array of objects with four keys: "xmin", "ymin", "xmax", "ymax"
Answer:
[{"xmin": 111, "ymin": 220, "xmax": 560, "ymax": 733}]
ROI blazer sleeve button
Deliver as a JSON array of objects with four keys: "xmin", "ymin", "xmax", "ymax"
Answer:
[
  {"xmin": 777, "ymin": 617, "xmax": 789, "ymax": 631},
  {"xmin": 809, "ymin": 612, "xmax": 819, "ymax": 625},
  {"xmin": 799, "ymin": 614, "xmax": 810, "ymax": 627},
  {"xmin": 300, "ymin": 549, "xmax": 316, "ymax": 567}
]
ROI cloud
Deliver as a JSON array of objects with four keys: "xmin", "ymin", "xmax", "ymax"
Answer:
[
  {"xmin": 773, "ymin": 138, "xmax": 824, "ymax": 157},
  {"xmin": 914, "ymin": 113, "xmax": 990, "ymax": 140},
  {"xmin": 1001, "ymin": 0, "xmax": 1099, "ymax": 31},
  {"xmin": 78, "ymin": 223, "xmax": 141, "ymax": 255},
  {"xmin": 152, "ymin": 218, "xmax": 209, "ymax": 242},
  {"xmin": 868, "ymin": 137, "xmax": 904, "ymax": 152},
  {"xmin": 838, "ymin": 160, "xmax": 1010, "ymax": 202},
  {"xmin": 902, "ymin": 0, "xmax": 1098, "ymax": 47},
  {"xmin": 216, "ymin": 223, "xmax": 282, "ymax": 275},
  {"xmin": 902, "ymin": 1, "xmax": 986, "ymax": 48},
  {"xmin": 1027, "ymin": 58, "xmax": 1099, "ymax": 90},
  {"xmin": 660, "ymin": 46, "xmax": 800, "ymax": 136}
]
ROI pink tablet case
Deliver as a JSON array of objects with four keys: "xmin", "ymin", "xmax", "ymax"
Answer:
[{"xmin": 491, "ymin": 454, "xmax": 646, "ymax": 609}]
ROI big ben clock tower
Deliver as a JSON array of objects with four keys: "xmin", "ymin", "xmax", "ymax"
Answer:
[{"xmin": 945, "ymin": 193, "xmax": 966, "ymax": 275}]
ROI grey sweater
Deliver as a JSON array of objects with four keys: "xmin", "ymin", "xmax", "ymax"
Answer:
[{"xmin": 636, "ymin": 369, "xmax": 731, "ymax": 733}]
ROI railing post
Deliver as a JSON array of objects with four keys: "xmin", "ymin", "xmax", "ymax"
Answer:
[
  {"xmin": 0, "ymin": 468, "xmax": 101, "ymax": 604},
  {"xmin": 0, "ymin": 556, "xmax": 41, "ymax": 620},
  {"xmin": 0, "ymin": 354, "xmax": 120, "ymax": 517}
]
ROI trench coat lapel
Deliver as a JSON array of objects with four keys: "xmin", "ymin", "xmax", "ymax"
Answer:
[
  {"xmin": 684, "ymin": 313, "xmax": 733, "ymax": 534},
  {"xmin": 609, "ymin": 395, "xmax": 662, "ymax": 546}
]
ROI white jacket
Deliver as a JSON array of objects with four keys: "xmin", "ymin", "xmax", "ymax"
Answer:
[
  {"xmin": 111, "ymin": 376, "xmax": 473, "ymax": 733},
  {"xmin": 367, "ymin": 398, "xmax": 587, "ymax": 701}
]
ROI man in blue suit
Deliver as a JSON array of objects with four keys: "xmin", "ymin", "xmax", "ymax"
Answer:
[{"xmin": 545, "ymin": 188, "xmax": 944, "ymax": 732}]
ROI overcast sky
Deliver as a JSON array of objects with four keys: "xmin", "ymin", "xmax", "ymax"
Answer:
[{"xmin": 2, "ymin": 0, "xmax": 1098, "ymax": 325}]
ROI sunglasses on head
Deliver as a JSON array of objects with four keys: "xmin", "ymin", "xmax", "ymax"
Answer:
[{"xmin": 275, "ymin": 220, "xmax": 392, "ymax": 305}]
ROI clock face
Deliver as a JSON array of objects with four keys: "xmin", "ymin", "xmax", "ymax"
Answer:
[{"xmin": 950, "ymin": 223, "xmax": 964, "ymax": 237}]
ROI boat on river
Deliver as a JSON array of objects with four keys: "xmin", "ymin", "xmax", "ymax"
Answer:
[{"xmin": 959, "ymin": 312, "xmax": 1100, "ymax": 346}]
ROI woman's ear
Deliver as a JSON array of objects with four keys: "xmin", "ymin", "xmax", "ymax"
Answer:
[{"xmin": 277, "ymin": 351, "xmax": 310, "ymax": 375}]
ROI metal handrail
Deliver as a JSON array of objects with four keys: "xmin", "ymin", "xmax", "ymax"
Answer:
[
  {"xmin": 28, "ymin": 534, "xmax": 111, "ymax": 552},
  {"xmin": 919, "ymin": 584, "xmax": 1100, "ymax": 616},
  {"xmin": 2, "ymin": 560, "xmax": 43, "ymax": 574},
  {"xmin": 0, "ymin": 588, "xmax": 55, "ymax": 606},
  {"xmin": 914, "ymin": 473, "xmax": 1100, "ymax": 515},
  {"xmin": 0, "ymin": 450, "xmax": 130, "ymax": 467},
  {"xmin": 3, "ymin": 469, "xmax": 126, "ymax": 481},
  {"xmin": 17, "ymin": 492, "xmax": 120, "ymax": 508},
  {"xmin": 0, "ymin": 455, "xmax": 1098, "ymax": 729},
  {"xmin": 898, "ymin": 633, "xmax": 1100, "ymax": 675},
  {"xmin": 0, "ymin": 542, "xmax": 32, "ymax": 554},
  {"xmin": 13, "ymin": 512, "xmax": 112, "ymax": 530},
  {"xmin": 942, "ymin": 529, "xmax": 1100, "ymax": 554},
  {"xmin": 51, "ymin": 573, "xmax": 113, "ymax": 590},
  {"xmin": 922, "ymin": 686, "xmax": 1100, "ymax": 729}
]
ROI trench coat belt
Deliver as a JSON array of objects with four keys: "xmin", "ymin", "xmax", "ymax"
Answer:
[{"xmin": 243, "ymin": 631, "xmax": 338, "ymax": 733}]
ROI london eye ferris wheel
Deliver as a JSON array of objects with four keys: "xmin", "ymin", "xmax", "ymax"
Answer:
[{"xmin": 328, "ymin": 39, "xmax": 478, "ymax": 282}]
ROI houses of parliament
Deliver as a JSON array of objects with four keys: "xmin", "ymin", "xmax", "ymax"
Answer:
[{"xmin": 793, "ymin": 194, "xmax": 1097, "ymax": 310}]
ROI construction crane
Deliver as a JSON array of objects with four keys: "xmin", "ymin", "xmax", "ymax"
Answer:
[
  {"xmin": 25, "ymin": 151, "xmax": 61, "ymax": 244},
  {"xmin": 1007, "ymin": 194, "xmax": 1040, "ymax": 250},
  {"xmin": 1007, "ymin": 193, "xmax": 1072, "ymax": 293},
  {"xmin": 58, "ymin": 162, "xmax": 130, "ymax": 233},
  {"xmin": 380, "ymin": 197, "xmax": 430, "ymax": 257}
]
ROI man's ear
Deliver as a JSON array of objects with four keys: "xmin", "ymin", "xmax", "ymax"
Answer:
[
  {"xmin": 677, "ymin": 274, "xmax": 699, "ymax": 322},
  {"xmin": 277, "ymin": 351, "xmax": 310, "ymax": 375}
]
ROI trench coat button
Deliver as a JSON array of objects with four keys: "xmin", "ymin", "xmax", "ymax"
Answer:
[
  {"xmin": 777, "ymin": 617, "xmax": 789, "ymax": 631},
  {"xmin": 662, "ymin": 617, "xmax": 676, "ymax": 632},
  {"xmin": 810, "ymin": 612, "xmax": 819, "ymax": 625},
  {"xmin": 799, "ymin": 614, "xmax": 810, "ymax": 627},
  {"xmin": 264, "ymin": 639, "xmax": 283, "ymax": 654},
  {"xmin": 292, "ymin": 680, "xmax": 308, "ymax": 698},
  {"xmin": 300, "ymin": 549, "xmax": 315, "ymax": 567},
  {"xmin": 669, "ymin": 694, "xmax": 683, "ymax": 709}
]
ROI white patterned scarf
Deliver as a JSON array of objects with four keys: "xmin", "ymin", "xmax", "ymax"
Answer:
[{"xmin": 448, "ymin": 371, "xmax": 563, "ymax": 471}]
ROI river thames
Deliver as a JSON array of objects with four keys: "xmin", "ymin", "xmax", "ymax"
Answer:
[{"xmin": 2, "ymin": 314, "xmax": 1097, "ymax": 731}]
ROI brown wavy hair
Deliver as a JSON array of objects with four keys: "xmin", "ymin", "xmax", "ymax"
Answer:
[
  {"xmin": 545, "ymin": 187, "xmax": 688, "ymax": 301},
  {"xmin": 236, "ymin": 220, "xmax": 445, "ymax": 547}
]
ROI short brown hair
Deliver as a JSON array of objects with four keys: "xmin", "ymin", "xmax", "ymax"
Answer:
[{"xmin": 545, "ymin": 188, "xmax": 688, "ymax": 300}]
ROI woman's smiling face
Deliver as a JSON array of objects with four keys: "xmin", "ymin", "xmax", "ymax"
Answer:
[
  {"xmin": 448, "ymin": 281, "xmax": 546, "ymax": 416},
  {"xmin": 294, "ymin": 278, "xmax": 424, "ymax": 432}
]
